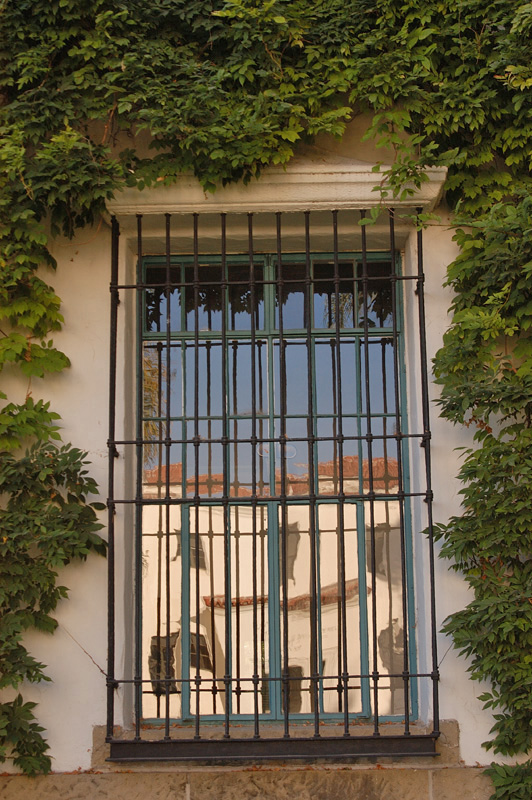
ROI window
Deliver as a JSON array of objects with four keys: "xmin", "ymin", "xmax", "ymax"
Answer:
[{"xmin": 107, "ymin": 210, "xmax": 439, "ymax": 760}]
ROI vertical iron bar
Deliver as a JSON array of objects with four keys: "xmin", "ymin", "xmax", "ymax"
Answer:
[
  {"xmin": 164, "ymin": 213, "xmax": 172, "ymax": 735},
  {"xmin": 360, "ymin": 211, "xmax": 380, "ymax": 735},
  {"xmin": 276, "ymin": 212, "xmax": 290, "ymax": 736},
  {"xmin": 107, "ymin": 216, "xmax": 120, "ymax": 739},
  {"xmin": 330, "ymin": 340, "xmax": 341, "ymax": 712},
  {"xmin": 193, "ymin": 213, "xmax": 201, "ymax": 737},
  {"xmin": 205, "ymin": 270, "xmax": 214, "ymax": 714},
  {"xmin": 232, "ymin": 345, "xmax": 241, "ymax": 714},
  {"xmin": 381, "ymin": 340, "xmax": 395, "ymax": 712},
  {"xmin": 155, "ymin": 340, "xmax": 163, "ymax": 719},
  {"xmin": 332, "ymin": 211, "xmax": 350, "ymax": 735},
  {"xmin": 206, "ymin": 340, "xmax": 216, "ymax": 714},
  {"xmin": 134, "ymin": 214, "xmax": 144, "ymax": 739},
  {"xmin": 304, "ymin": 212, "xmax": 320, "ymax": 736},
  {"xmin": 180, "ymin": 264, "xmax": 189, "ymax": 717},
  {"xmin": 416, "ymin": 212, "xmax": 440, "ymax": 735},
  {"xmin": 221, "ymin": 214, "xmax": 231, "ymax": 737},
  {"xmin": 258, "ymin": 341, "xmax": 265, "ymax": 495},
  {"xmin": 388, "ymin": 209, "xmax": 410, "ymax": 733},
  {"xmin": 249, "ymin": 214, "xmax": 261, "ymax": 737}
]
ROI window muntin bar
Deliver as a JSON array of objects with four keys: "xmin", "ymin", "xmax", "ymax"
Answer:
[{"xmin": 108, "ymin": 210, "xmax": 439, "ymax": 760}]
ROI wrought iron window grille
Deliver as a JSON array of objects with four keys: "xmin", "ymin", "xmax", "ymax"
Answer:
[{"xmin": 107, "ymin": 209, "xmax": 439, "ymax": 761}]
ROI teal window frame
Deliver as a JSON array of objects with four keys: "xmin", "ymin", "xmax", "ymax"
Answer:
[{"xmin": 139, "ymin": 250, "xmax": 417, "ymax": 725}]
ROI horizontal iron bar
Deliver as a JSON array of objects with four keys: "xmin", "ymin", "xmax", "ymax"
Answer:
[
  {"xmin": 113, "ymin": 274, "xmax": 419, "ymax": 292},
  {"xmin": 108, "ymin": 734, "xmax": 439, "ymax": 762},
  {"xmin": 109, "ymin": 491, "xmax": 428, "ymax": 505}
]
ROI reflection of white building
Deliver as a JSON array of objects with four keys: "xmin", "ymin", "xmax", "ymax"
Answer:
[{"xmin": 141, "ymin": 459, "xmax": 405, "ymax": 721}]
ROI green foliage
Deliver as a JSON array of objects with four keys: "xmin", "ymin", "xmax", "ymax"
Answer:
[
  {"xmin": 1, "ymin": 0, "xmax": 532, "ymax": 790},
  {"xmin": 434, "ymin": 432, "xmax": 532, "ymax": 755},
  {"xmin": 0, "ymin": 395, "xmax": 61, "ymax": 451},
  {"xmin": 0, "ymin": 696, "xmax": 51, "ymax": 776},
  {"xmin": 433, "ymin": 191, "xmax": 532, "ymax": 798},
  {"xmin": 434, "ymin": 195, "xmax": 532, "ymax": 427},
  {"xmin": 0, "ymin": 441, "xmax": 106, "ymax": 774},
  {"xmin": 486, "ymin": 762, "xmax": 532, "ymax": 800}
]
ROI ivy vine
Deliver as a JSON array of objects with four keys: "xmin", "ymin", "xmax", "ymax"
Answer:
[{"xmin": 1, "ymin": 1, "xmax": 531, "ymax": 794}]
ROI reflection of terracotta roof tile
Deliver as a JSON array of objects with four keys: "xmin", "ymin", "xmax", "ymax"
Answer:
[
  {"xmin": 144, "ymin": 457, "xmax": 398, "ymax": 494},
  {"xmin": 143, "ymin": 465, "xmax": 252, "ymax": 496},
  {"xmin": 144, "ymin": 463, "xmax": 183, "ymax": 484},
  {"xmin": 204, "ymin": 578, "xmax": 369, "ymax": 610}
]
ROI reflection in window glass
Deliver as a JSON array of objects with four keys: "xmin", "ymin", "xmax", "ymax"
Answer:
[
  {"xmin": 358, "ymin": 261, "xmax": 394, "ymax": 328},
  {"xmin": 275, "ymin": 263, "xmax": 306, "ymax": 329},
  {"xmin": 140, "ymin": 247, "xmax": 409, "ymax": 724},
  {"xmin": 365, "ymin": 501, "xmax": 406, "ymax": 715},
  {"xmin": 228, "ymin": 341, "xmax": 268, "ymax": 416},
  {"xmin": 273, "ymin": 340, "xmax": 309, "ymax": 416},
  {"xmin": 228, "ymin": 263, "xmax": 265, "ymax": 330},
  {"xmin": 184, "ymin": 264, "xmax": 223, "ymax": 332},
  {"xmin": 360, "ymin": 338, "xmax": 395, "ymax": 416},
  {"xmin": 185, "ymin": 342, "xmax": 223, "ymax": 418},
  {"xmin": 144, "ymin": 265, "xmax": 181, "ymax": 333},
  {"xmin": 313, "ymin": 261, "xmax": 355, "ymax": 329}
]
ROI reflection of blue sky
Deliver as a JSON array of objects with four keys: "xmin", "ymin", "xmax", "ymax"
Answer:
[
  {"xmin": 145, "ymin": 258, "xmax": 393, "ymax": 333},
  {"xmin": 144, "ymin": 331, "xmax": 399, "ymax": 491},
  {"xmin": 145, "ymin": 336, "xmax": 399, "ymax": 471}
]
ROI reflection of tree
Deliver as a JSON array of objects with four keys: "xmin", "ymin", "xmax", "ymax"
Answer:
[
  {"xmin": 324, "ymin": 292, "xmax": 354, "ymax": 328},
  {"xmin": 359, "ymin": 267, "xmax": 394, "ymax": 328},
  {"xmin": 317, "ymin": 265, "xmax": 394, "ymax": 329},
  {"xmin": 143, "ymin": 344, "xmax": 166, "ymax": 467}
]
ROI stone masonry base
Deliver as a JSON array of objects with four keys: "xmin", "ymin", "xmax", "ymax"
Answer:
[
  {"xmin": 0, "ymin": 767, "xmax": 492, "ymax": 800},
  {"xmin": 0, "ymin": 721, "xmax": 493, "ymax": 800}
]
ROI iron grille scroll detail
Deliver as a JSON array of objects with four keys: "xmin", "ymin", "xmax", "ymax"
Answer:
[{"xmin": 107, "ymin": 210, "xmax": 440, "ymax": 761}]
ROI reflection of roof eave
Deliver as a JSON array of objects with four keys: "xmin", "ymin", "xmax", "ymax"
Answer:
[
  {"xmin": 204, "ymin": 578, "xmax": 370, "ymax": 611},
  {"xmin": 144, "ymin": 457, "xmax": 399, "ymax": 492}
]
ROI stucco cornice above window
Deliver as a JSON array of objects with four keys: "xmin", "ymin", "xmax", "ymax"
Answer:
[{"xmin": 107, "ymin": 160, "xmax": 447, "ymax": 217}]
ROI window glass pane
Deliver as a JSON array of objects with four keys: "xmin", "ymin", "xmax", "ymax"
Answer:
[
  {"xmin": 339, "ymin": 340, "xmax": 359, "ymax": 415},
  {"xmin": 143, "ymin": 341, "xmax": 183, "ymax": 423},
  {"xmin": 137, "ymin": 240, "xmax": 409, "ymax": 728},
  {"xmin": 228, "ymin": 418, "xmax": 270, "ymax": 498},
  {"xmin": 273, "ymin": 340, "xmax": 308, "ymax": 416},
  {"xmin": 273, "ymin": 417, "xmax": 309, "ymax": 497},
  {"xmin": 140, "ymin": 505, "xmax": 182, "ymax": 718},
  {"xmin": 365, "ymin": 500, "xmax": 406, "ymax": 715},
  {"xmin": 317, "ymin": 504, "xmax": 363, "ymax": 714},
  {"xmin": 360, "ymin": 338, "xmax": 396, "ymax": 416},
  {"xmin": 227, "ymin": 340, "xmax": 269, "ymax": 416},
  {"xmin": 185, "ymin": 341, "xmax": 223, "ymax": 418},
  {"xmin": 357, "ymin": 261, "xmax": 394, "ymax": 328},
  {"xmin": 275, "ymin": 263, "xmax": 306, "ymax": 329},
  {"xmin": 228, "ymin": 262, "xmax": 264, "ymax": 330},
  {"xmin": 278, "ymin": 505, "xmax": 313, "ymax": 713},
  {"xmin": 144, "ymin": 265, "xmax": 181, "ymax": 333},
  {"xmin": 188, "ymin": 505, "xmax": 271, "ymax": 716},
  {"xmin": 185, "ymin": 421, "xmax": 224, "ymax": 497},
  {"xmin": 188, "ymin": 505, "xmax": 226, "ymax": 715},
  {"xmin": 315, "ymin": 423, "xmax": 361, "ymax": 497},
  {"xmin": 185, "ymin": 264, "xmax": 223, "ymax": 331},
  {"xmin": 313, "ymin": 261, "xmax": 355, "ymax": 329}
]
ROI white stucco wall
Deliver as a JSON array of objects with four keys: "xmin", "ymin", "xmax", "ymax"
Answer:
[{"xmin": 1, "ymin": 147, "xmax": 506, "ymax": 771}]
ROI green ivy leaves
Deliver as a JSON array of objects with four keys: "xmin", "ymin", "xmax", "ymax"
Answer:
[
  {"xmin": 433, "ymin": 196, "xmax": 532, "ymax": 795},
  {"xmin": 0, "ymin": 443, "xmax": 106, "ymax": 774},
  {"xmin": 1, "ymin": 1, "xmax": 532, "ymax": 792}
]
